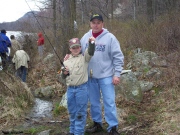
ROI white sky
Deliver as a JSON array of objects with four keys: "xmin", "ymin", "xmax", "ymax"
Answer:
[{"xmin": 0, "ymin": 0, "xmax": 40, "ymax": 23}]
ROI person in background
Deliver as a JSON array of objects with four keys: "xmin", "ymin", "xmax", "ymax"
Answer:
[
  {"xmin": 10, "ymin": 35, "xmax": 22, "ymax": 60},
  {"xmin": 37, "ymin": 32, "xmax": 44, "ymax": 58},
  {"xmin": 0, "ymin": 29, "xmax": 11, "ymax": 69},
  {"xmin": 80, "ymin": 14, "xmax": 124, "ymax": 135},
  {"xmin": 12, "ymin": 47, "xmax": 30, "ymax": 82},
  {"xmin": 61, "ymin": 37, "xmax": 95, "ymax": 135}
]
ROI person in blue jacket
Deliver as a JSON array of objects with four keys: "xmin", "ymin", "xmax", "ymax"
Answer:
[
  {"xmin": 0, "ymin": 29, "xmax": 11, "ymax": 69},
  {"xmin": 81, "ymin": 14, "xmax": 124, "ymax": 135}
]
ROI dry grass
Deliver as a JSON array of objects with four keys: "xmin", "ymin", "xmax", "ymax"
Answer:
[{"xmin": 0, "ymin": 72, "xmax": 34, "ymax": 130}]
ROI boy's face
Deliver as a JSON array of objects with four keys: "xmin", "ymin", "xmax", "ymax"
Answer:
[{"xmin": 69, "ymin": 46, "xmax": 81, "ymax": 56}]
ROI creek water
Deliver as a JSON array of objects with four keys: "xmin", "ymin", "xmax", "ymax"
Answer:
[{"xmin": 28, "ymin": 98, "xmax": 53, "ymax": 120}]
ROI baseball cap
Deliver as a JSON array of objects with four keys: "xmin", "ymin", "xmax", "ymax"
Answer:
[
  {"xmin": 90, "ymin": 14, "xmax": 103, "ymax": 22},
  {"xmin": 69, "ymin": 38, "xmax": 81, "ymax": 48},
  {"xmin": 1, "ymin": 29, "xmax": 7, "ymax": 33}
]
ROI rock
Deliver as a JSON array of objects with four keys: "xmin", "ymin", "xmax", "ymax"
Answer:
[{"xmin": 116, "ymin": 71, "xmax": 143, "ymax": 102}]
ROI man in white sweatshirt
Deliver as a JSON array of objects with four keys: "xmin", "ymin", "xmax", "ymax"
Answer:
[{"xmin": 81, "ymin": 14, "xmax": 124, "ymax": 135}]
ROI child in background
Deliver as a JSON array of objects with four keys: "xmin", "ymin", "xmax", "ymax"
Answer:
[{"xmin": 37, "ymin": 32, "xmax": 44, "ymax": 58}]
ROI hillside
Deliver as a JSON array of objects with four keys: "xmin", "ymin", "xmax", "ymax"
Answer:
[{"xmin": 0, "ymin": 11, "xmax": 39, "ymax": 32}]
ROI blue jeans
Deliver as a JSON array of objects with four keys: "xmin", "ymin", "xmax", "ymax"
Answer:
[
  {"xmin": 67, "ymin": 82, "xmax": 88, "ymax": 135},
  {"xmin": 0, "ymin": 53, "xmax": 7, "ymax": 69},
  {"xmin": 88, "ymin": 76, "xmax": 118, "ymax": 132},
  {"xmin": 38, "ymin": 45, "xmax": 44, "ymax": 57},
  {"xmin": 16, "ymin": 66, "xmax": 27, "ymax": 82}
]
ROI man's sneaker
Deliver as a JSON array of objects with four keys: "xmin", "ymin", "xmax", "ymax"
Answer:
[
  {"xmin": 86, "ymin": 121, "xmax": 103, "ymax": 133},
  {"xmin": 108, "ymin": 126, "xmax": 120, "ymax": 135}
]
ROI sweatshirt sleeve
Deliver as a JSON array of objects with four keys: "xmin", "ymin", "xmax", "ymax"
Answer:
[
  {"xmin": 5, "ymin": 36, "xmax": 11, "ymax": 47},
  {"xmin": 110, "ymin": 36, "xmax": 124, "ymax": 77}
]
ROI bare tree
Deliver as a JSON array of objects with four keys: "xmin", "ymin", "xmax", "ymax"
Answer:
[
  {"xmin": 147, "ymin": 0, "xmax": 153, "ymax": 23},
  {"xmin": 60, "ymin": 0, "xmax": 76, "ymax": 57}
]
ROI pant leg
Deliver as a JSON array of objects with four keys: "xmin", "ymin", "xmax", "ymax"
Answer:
[
  {"xmin": 21, "ymin": 66, "xmax": 27, "ymax": 82},
  {"xmin": 16, "ymin": 67, "xmax": 22, "ymax": 80},
  {"xmin": 74, "ymin": 83, "xmax": 88, "ymax": 135},
  {"xmin": 67, "ymin": 87, "xmax": 76, "ymax": 134},
  {"xmin": 38, "ymin": 45, "xmax": 44, "ymax": 57},
  {"xmin": 99, "ymin": 76, "xmax": 119, "ymax": 132},
  {"xmin": 0, "ymin": 53, "xmax": 7, "ymax": 69},
  {"xmin": 88, "ymin": 78, "xmax": 102, "ymax": 124},
  {"xmin": 0, "ymin": 54, "xmax": 3, "ymax": 70}
]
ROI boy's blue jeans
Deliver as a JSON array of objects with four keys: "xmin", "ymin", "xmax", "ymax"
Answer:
[
  {"xmin": 67, "ymin": 82, "xmax": 88, "ymax": 135},
  {"xmin": 88, "ymin": 76, "xmax": 119, "ymax": 132}
]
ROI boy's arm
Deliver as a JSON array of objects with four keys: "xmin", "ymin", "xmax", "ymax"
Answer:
[
  {"xmin": 88, "ymin": 37, "xmax": 95, "ymax": 56},
  {"xmin": 85, "ymin": 37, "xmax": 95, "ymax": 62}
]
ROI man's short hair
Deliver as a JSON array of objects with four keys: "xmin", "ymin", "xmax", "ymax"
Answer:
[{"xmin": 1, "ymin": 29, "xmax": 6, "ymax": 33}]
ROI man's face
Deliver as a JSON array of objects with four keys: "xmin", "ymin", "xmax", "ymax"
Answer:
[{"xmin": 90, "ymin": 19, "xmax": 103, "ymax": 33}]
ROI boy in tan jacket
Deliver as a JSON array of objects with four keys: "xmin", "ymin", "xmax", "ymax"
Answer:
[{"xmin": 61, "ymin": 37, "xmax": 95, "ymax": 135}]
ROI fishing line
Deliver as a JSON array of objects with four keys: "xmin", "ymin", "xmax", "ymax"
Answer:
[{"xmin": 24, "ymin": 0, "xmax": 64, "ymax": 65}]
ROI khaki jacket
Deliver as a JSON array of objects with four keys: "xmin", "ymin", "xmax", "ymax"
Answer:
[
  {"xmin": 12, "ymin": 50, "xmax": 30, "ymax": 70},
  {"xmin": 62, "ymin": 49, "xmax": 91, "ymax": 86},
  {"xmin": 10, "ymin": 39, "xmax": 22, "ymax": 57}
]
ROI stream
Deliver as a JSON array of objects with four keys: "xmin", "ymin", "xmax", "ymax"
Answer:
[{"xmin": 28, "ymin": 98, "xmax": 53, "ymax": 120}]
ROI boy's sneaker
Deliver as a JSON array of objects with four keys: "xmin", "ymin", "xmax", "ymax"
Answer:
[
  {"xmin": 108, "ymin": 126, "xmax": 120, "ymax": 135},
  {"xmin": 85, "ymin": 121, "xmax": 103, "ymax": 133}
]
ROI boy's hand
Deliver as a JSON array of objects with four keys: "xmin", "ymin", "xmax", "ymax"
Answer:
[
  {"xmin": 62, "ymin": 66, "xmax": 69, "ymax": 75},
  {"xmin": 88, "ymin": 37, "xmax": 95, "ymax": 56},
  {"xmin": 89, "ymin": 37, "xmax": 95, "ymax": 43}
]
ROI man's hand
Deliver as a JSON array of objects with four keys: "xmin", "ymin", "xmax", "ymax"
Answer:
[{"xmin": 113, "ymin": 76, "xmax": 120, "ymax": 85}]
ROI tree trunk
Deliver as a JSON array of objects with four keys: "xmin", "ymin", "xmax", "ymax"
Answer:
[
  {"xmin": 53, "ymin": 0, "xmax": 57, "ymax": 50},
  {"xmin": 147, "ymin": 0, "xmax": 154, "ymax": 23},
  {"xmin": 61, "ymin": 0, "xmax": 76, "ymax": 58},
  {"xmin": 111, "ymin": 0, "xmax": 114, "ymax": 19}
]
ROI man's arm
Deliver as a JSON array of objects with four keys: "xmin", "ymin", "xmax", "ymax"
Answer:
[{"xmin": 5, "ymin": 36, "xmax": 11, "ymax": 47}]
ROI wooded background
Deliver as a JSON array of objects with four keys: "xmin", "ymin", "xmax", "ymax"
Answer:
[{"xmin": 1, "ymin": 0, "xmax": 179, "ymax": 59}]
